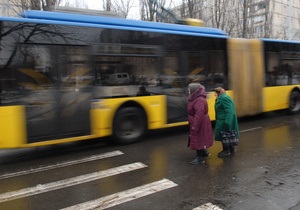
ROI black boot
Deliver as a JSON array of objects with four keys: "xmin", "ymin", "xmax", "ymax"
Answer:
[
  {"xmin": 229, "ymin": 146, "xmax": 236, "ymax": 154},
  {"xmin": 190, "ymin": 150, "xmax": 205, "ymax": 164},
  {"xmin": 218, "ymin": 145, "xmax": 231, "ymax": 157},
  {"xmin": 190, "ymin": 157, "xmax": 205, "ymax": 164},
  {"xmin": 197, "ymin": 149, "xmax": 210, "ymax": 158},
  {"xmin": 203, "ymin": 149, "xmax": 211, "ymax": 157}
]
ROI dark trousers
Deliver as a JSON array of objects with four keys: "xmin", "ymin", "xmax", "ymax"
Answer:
[
  {"xmin": 222, "ymin": 144, "xmax": 235, "ymax": 152},
  {"xmin": 196, "ymin": 150, "xmax": 205, "ymax": 158}
]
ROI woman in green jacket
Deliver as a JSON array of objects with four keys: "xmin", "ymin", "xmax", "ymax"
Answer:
[{"xmin": 214, "ymin": 87, "xmax": 239, "ymax": 157}]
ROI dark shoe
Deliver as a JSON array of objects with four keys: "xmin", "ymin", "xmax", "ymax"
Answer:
[
  {"xmin": 218, "ymin": 150, "xmax": 231, "ymax": 157},
  {"xmin": 190, "ymin": 157, "xmax": 205, "ymax": 165},
  {"xmin": 203, "ymin": 149, "xmax": 211, "ymax": 157},
  {"xmin": 229, "ymin": 146, "xmax": 236, "ymax": 154}
]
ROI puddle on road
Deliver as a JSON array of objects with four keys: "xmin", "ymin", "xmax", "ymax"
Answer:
[
  {"xmin": 262, "ymin": 125, "xmax": 291, "ymax": 153},
  {"xmin": 199, "ymin": 122, "xmax": 299, "ymax": 172}
]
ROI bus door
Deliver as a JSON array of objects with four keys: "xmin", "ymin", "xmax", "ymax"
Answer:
[
  {"xmin": 227, "ymin": 39, "xmax": 265, "ymax": 116},
  {"xmin": 10, "ymin": 44, "xmax": 60, "ymax": 142},
  {"xmin": 55, "ymin": 46, "xmax": 93, "ymax": 138},
  {"xmin": 162, "ymin": 51, "xmax": 188, "ymax": 123},
  {"xmin": 12, "ymin": 66, "xmax": 58, "ymax": 143}
]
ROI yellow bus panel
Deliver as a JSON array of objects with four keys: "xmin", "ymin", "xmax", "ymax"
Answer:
[
  {"xmin": 263, "ymin": 86, "xmax": 298, "ymax": 112},
  {"xmin": 0, "ymin": 106, "xmax": 26, "ymax": 148}
]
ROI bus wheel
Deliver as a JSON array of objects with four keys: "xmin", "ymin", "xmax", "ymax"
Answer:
[
  {"xmin": 288, "ymin": 91, "xmax": 300, "ymax": 114},
  {"xmin": 113, "ymin": 107, "xmax": 146, "ymax": 144}
]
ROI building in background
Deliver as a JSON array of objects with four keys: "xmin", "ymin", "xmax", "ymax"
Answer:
[
  {"xmin": 0, "ymin": 0, "xmax": 14, "ymax": 16},
  {"xmin": 175, "ymin": 0, "xmax": 300, "ymax": 40}
]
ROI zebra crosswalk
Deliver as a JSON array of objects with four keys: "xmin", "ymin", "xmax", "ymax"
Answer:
[
  {"xmin": 0, "ymin": 150, "xmax": 222, "ymax": 209},
  {"xmin": 0, "ymin": 162, "xmax": 147, "ymax": 203},
  {"xmin": 62, "ymin": 179, "xmax": 177, "ymax": 210},
  {"xmin": 0, "ymin": 150, "xmax": 124, "ymax": 180}
]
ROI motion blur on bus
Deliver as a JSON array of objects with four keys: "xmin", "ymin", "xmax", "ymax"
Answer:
[{"xmin": 0, "ymin": 7, "xmax": 299, "ymax": 149}]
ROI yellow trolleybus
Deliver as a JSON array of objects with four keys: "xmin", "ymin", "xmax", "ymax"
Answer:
[{"xmin": 0, "ymin": 10, "xmax": 299, "ymax": 147}]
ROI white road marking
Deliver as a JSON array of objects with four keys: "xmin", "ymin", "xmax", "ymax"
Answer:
[
  {"xmin": 240, "ymin": 127, "xmax": 262, "ymax": 133},
  {"xmin": 0, "ymin": 162, "xmax": 146, "ymax": 203},
  {"xmin": 193, "ymin": 202, "xmax": 224, "ymax": 210},
  {"xmin": 0, "ymin": 150, "xmax": 124, "ymax": 180},
  {"xmin": 61, "ymin": 178, "xmax": 178, "ymax": 210}
]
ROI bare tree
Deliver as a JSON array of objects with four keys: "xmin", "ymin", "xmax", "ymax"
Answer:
[
  {"xmin": 140, "ymin": 0, "xmax": 159, "ymax": 21},
  {"xmin": 298, "ymin": 9, "xmax": 300, "ymax": 39},
  {"xmin": 231, "ymin": 0, "xmax": 252, "ymax": 38},
  {"xmin": 222, "ymin": 6, "xmax": 238, "ymax": 37},
  {"xmin": 274, "ymin": 25, "xmax": 289, "ymax": 40},
  {"xmin": 60, "ymin": 0, "xmax": 88, "ymax": 9},
  {"xmin": 11, "ymin": 0, "xmax": 62, "ymax": 15},
  {"xmin": 42, "ymin": 0, "xmax": 58, "ymax": 10},
  {"xmin": 111, "ymin": 0, "xmax": 134, "ymax": 18},
  {"xmin": 179, "ymin": 0, "xmax": 197, "ymax": 19},
  {"xmin": 104, "ymin": 0, "xmax": 112, "ymax": 11},
  {"xmin": 31, "ymin": 0, "xmax": 41, "ymax": 10},
  {"xmin": 179, "ymin": 0, "xmax": 208, "ymax": 21},
  {"xmin": 140, "ymin": 0, "xmax": 175, "ymax": 22},
  {"xmin": 211, "ymin": 0, "xmax": 222, "ymax": 28}
]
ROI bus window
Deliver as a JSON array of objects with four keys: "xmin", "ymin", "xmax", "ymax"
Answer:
[
  {"xmin": 0, "ymin": 44, "xmax": 55, "ymax": 107},
  {"xmin": 160, "ymin": 52, "xmax": 182, "ymax": 90},
  {"xmin": 281, "ymin": 52, "xmax": 300, "ymax": 85},
  {"xmin": 161, "ymin": 51, "xmax": 187, "ymax": 123},
  {"xmin": 60, "ymin": 47, "xmax": 93, "ymax": 89},
  {"xmin": 95, "ymin": 56, "xmax": 159, "ymax": 86},
  {"xmin": 209, "ymin": 50, "xmax": 227, "ymax": 89},
  {"xmin": 266, "ymin": 51, "xmax": 300, "ymax": 86},
  {"xmin": 186, "ymin": 50, "xmax": 227, "ymax": 91},
  {"xmin": 265, "ymin": 52, "xmax": 280, "ymax": 86},
  {"xmin": 93, "ymin": 44, "xmax": 161, "ymax": 98}
]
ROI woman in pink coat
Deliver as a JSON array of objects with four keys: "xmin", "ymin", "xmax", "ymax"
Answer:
[{"xmin": 187, "ymin": 83, "xmax": 213, "ymax": 164}]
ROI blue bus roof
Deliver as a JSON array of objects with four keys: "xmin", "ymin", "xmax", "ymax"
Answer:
[
  {"xmin": 16, "ymin": 10, "xmax": 228, "ymax": 38},
  {"xmin": 261, "ymin": 38, "xmax": 300, "ymax": 44}
]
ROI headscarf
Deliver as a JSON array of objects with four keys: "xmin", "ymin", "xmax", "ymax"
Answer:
[
  {"xmin": 188, "ymin": 83, "xmax": 203, "ymax": 95},
  {"xmin": 188, "ymin": 83, "xmax": 206, "ymax": 102},
  {"xmin": 213, "ymin": 87, "xmax": 225, "ymax": 95}
]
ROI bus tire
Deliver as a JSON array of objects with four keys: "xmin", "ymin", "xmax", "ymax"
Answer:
[
  {"xmin": 112, "ymin": 107, "xmax": 147, "ymax": 144},
  {"xmin": 288, "ymin": 91, "xmax": 300, "ymax": 114}
]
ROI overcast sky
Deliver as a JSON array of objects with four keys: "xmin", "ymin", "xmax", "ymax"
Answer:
[{"xmin": 60, "ymin": 0, "xmax": 181, "ymax": 19}]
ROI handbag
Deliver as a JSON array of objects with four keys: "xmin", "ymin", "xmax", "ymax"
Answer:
[{"xmin": 220, "ymin": 130, "xmax": 239, "ymax": 146}]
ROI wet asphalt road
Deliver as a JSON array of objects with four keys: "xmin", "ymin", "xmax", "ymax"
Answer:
[{"xmin": 0, "ymin": 111, "xmax": 300, "ymax": 210}]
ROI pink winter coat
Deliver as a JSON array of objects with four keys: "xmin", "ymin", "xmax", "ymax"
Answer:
[{"xmin": 187, "ymin": 87, "xmax": 213, "ymax": 150}]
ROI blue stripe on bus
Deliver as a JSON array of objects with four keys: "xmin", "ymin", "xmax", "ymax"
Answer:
[
  {"xmin": 261, "ymin": 38, "xmax": 300, "ymax": 44},
  {"xmin": 20, "ymin": 10, "xmax": 227, "ymax": 36},
  {"xmin": 0, "ymin": 16, "xmax": 228, "ymax": 39}
]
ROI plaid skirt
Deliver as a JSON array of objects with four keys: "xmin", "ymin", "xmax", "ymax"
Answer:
[{"xmin": 220, "ymin": 130, "xmax": 239, "ymax": 146}]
